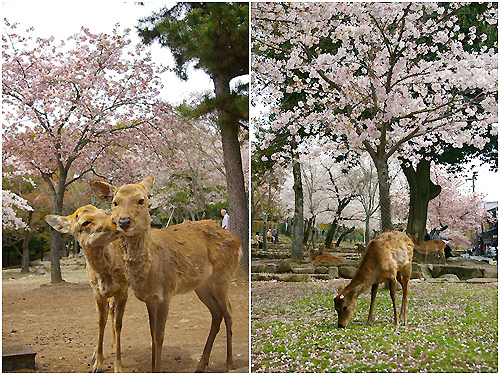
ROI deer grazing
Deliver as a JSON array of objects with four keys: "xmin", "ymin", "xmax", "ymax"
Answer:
[
  {"xmin": 89, "ymin": 175, "xmax": 241, "ymax": 373},
  {"xmin": 45, "ymin": 205, "xmax": 128, "ymax": 373},
  {"xmin": 309, "ymin": 246, "xmax": 342, "ymax": 266},
  {"xmin": 334, "ymin": 231, "xmax": 413, "ymax": 328},
  {"xmin": 408, "ymin": 234, "xmax": 446, "ymax": 264}
]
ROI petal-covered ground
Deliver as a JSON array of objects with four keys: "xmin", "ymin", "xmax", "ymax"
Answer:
[{"xmin": 252, "ymin": 279, "xmax": 497, "ymax": 372}]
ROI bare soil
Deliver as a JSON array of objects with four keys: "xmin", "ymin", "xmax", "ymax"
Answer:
[{"xmin": 2, "ymin": 258, "xmax": 249, "ymax": 373}]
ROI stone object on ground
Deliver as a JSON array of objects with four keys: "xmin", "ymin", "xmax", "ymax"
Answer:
[
  {"xmin": 276, "ymin": 260, "xmax": 292, "ymax": 273},
  {"xmin": 438, "ymin": 274, "xmax": 461, "ymax": 282},
  {"xmin": 328, "ymin": 267, "xmax": 339, "ymax": 279},
  {"xmin": 2, "ymin": 344, "xmax": 36, "ymax": 372},
  {"xmin": 338, "ymin": 265, "xmax": 357, "ymax": 279},
  {"xmin": 292, "ymin": 266, "xmax": 315, "ymax": 274},
  {"xmin": 274, "ymin": 273, "xmax": 311, "ymax": 282},
  {"xmin": 431, "ymin": 265, "xmax": 482, "ymax": 280}
]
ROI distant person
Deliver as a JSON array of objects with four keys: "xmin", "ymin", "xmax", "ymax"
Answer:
[
  {"xmin": 221, "ymin": 209, "xmax": 230, "ymax": 230},
  {"xmin": 431, "ymin": 227, "xmax": 454, "ymax": 258},
  {"xmin": 253, "ymin": 232, "xmax": 263, "ymax": 249},
  {"xmin": 272, "ymin": 229, "xmax": 278, "ymax": 243}
]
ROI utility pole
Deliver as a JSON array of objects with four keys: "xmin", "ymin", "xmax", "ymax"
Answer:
[{"xmin": 466, "ymin": 171, "xmax": 478, "ymax": 195}]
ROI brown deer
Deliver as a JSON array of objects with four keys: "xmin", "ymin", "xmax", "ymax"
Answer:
[
  {"xmin": 408, "ymin": 234, "xmax": 446, "ymax": 264},
  {"xmin": 334, "ymin": 231, "xmax": 413, "ymax": 328},
  {"xmin": 309, "ymin": 246, "xmax": 342, "ymax": 266},
  {"xmin": 354, "ymin": 243, "xmax": 365, "ymax": 258},
  {"xmin": 89, "ymin": 176, "xmax": 241, "ymax": 373},
  {"xmin": 45, "ymin": 205, "xmax": 128, "ymax": 373}
]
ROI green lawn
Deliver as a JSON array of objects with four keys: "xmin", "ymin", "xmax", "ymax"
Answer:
[{"xmin": 252, "ymin": 280, "xmax": 498, "ymax": 372}]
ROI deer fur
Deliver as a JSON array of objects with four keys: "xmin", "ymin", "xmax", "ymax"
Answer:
[
  {"xmin": 309, "ymin": 247, "xmax": 342, "ymax": 266},
  {"xmin": 408, "ymin": 234, "xmax": 446, "ymax": 264},
  {"xmin": 45, "ymin": 205, "xmax": 128, "ymax": 373},
  {"xmin": 89, "ymin": 176, "xmax": 241, "ymax": 373},
  {"xmin": 334, "ymin": 231, "xmax": 413, "ymax": 328}
]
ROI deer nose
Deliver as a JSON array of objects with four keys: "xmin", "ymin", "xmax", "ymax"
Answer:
[
  {"xmin": 338, "ymin": 323, "xmax": 346, "ymax": 329},
  {"xmin": 119, "ymin": 218, "xmax": 131, "ymax": 229}
]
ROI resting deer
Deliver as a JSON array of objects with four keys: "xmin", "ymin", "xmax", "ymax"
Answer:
[
  {"xmin": 334, "ymin": 231, "xmax": 413, "ymax": 328},
  {"xmin": 89, "ymin": 176, "xmax": 241, "ymax": 373},
  {"xmin": 309, "ymin": 246, "xmax": 342, "ymax": 266},
  {"xmin": 45, "ymin": 205, "xmax": 128, "ymax": 373},
  {"xmin": 408, "ymin": 234, "xmax": 446, "ymax": 264}
]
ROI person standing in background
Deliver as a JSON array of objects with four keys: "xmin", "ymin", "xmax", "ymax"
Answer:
[{"xmin": 221, "ymin": 209, "xmax": 230, "ymax": 230}]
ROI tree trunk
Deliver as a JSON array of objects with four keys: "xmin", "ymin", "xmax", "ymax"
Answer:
[
  {"xmin": 303, "ymin": 217, "xmax": 313, "ymax": 246},
  {"xmin": 402, "ymin": 159, "xmax": 441, "ymax": 242},
  {"xmin": 290, "ymin": 147, "xmax": 304, "ymax": 260},
  {"xmin": 49, "ymin": 174, "xmax": 67, "ymax": 283},
  {"xmin": 375, "ymin": 157, "xmax": 393, "ymax": 232},
  {"xmin": 214, "ymin": 75, "xmax": 249, "ymax": 271},
  {"xmin": 21, "ymin": 211, "xmax": 33, "ymax": 273},
  {"xmin": 336, "ymin": 226, "xmax": 355, "ymax": 247},
  {"xmin": 364, "ymin": 217, "xmax": 371, "ymax": 245},
  {"xmin": 325, "ymin": 221, "xmax": 337, "ymax": 248}
]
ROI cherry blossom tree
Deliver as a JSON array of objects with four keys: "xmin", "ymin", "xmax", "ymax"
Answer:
[
  {"xmin": 393, "ymin": 164, "xmax": 492, "ymax": 247},
  {"xmin": 252, "ymin": 2, "xmax": 498, "ymax": 231},
  {"xmin": 2, "ymin": 189, "xmax": 33, "ymax": 230},
  {"xmin": 2, "ymin": 21, "xmax": 185, "ymax": 282}
]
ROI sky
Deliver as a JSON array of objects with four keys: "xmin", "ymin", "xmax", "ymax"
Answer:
[
  {"xmin": 3, "ymin": 0, "xmax": 498, "ymax": 203},
  {"xmin": 2, "ymin": 0, "xmax": 215, "ymax": 104}
]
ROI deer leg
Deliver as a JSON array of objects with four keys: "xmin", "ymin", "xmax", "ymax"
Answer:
[
  {"xmin": 146, "ymin": 302, "xmax": 158, "ymax": 372},
  {"xmin": 92, "ymin": 293, "xmax": 109, "ymax": 373},
  {"xmin": 388, "ymin": 278, "xmax": 399, "ymax": 326},
  {"xmin": 223, "ymin": 299, "xmax": 234, "ymax": 372},
  {"xmin": 109, "ymin": 299, "xmax": 116, "ymax": 350},
  {"xmin": 367, "ymin": 284, "xmax": 379, "ymax": 325},
  {"xmin": 398, "ymin": 266, "xmax": 411, "ymax": 326},
  {"xmin": 195, "ymin": 284, "xmax": 224, "ymax": 373},
  {"xmin": 399, "ymin": 278, "xmax": 409, "ymax": 326},
  {"xmin": 147, "ymin": 299, "xmax": 169, "ymax": 373},
  {"xmin": 112, "ymin": 289, "xmax": 128, "ymax": 372}
]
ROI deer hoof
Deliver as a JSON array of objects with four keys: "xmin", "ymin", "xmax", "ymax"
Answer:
[
  {"xmin": 91, "ymin": 367, "xmax": 102, "ymax": 373},
  {"xmin": 194, "ymin": 370, "xmax": 203, "ymax": 373}
]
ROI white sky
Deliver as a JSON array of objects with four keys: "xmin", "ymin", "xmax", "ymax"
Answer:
[{"xmin": 2, "ymin": 0, "xmax": 214, "ymax": 104}]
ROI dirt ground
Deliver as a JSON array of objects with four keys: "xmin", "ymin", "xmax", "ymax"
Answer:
[{"xmin": 2, "ymin": 258, "xmax": 249, "ymax": 373}]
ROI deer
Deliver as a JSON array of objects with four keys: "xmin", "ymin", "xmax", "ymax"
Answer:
[
  {"xmin": 334, "ymin": 231, "xmax": 413, "ymax": 328},
  {"xmin": 89, "ymin": 175, "xmax": 241, "ymax": 373},
  {"xmin": 408, "ymin": 234, "xmax": 446, "ymax": 264},
  {"xmin": 309, "ymin": 246, "xmax": 342, "ymax": 266},
  {"xmin": 45, "ymin": 205, "xmax": 128, "ymax": 373},
  {"xmin": 354, "ymin": 243, "xmax": 365, "ymax": 258}
]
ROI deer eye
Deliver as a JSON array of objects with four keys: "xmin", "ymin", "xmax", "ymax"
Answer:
[
  {"xmin": 343, "ymin": 306, "xmax": 348, "ymax": 311},
  {"xmin": 82, "ymin": 221, "xmax": 91, "ymax": 227},
  {"xmin": 113, "ymin": 201, "xmax": 118, "ymax": 207},
  {"xmin": 138, "ymin": 199, "xmax": 145, "ymax": 205}
]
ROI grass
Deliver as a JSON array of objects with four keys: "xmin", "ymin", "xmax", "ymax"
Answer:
[{"xmin": 252, "ymin": 280, "xmax": 498, "ymax": 372}]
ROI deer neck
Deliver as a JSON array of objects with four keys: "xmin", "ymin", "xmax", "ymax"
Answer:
[
  {"xmin": 344, "ymin": 262, "xmax": 374, "ymax": 298},
  {"xmin": 82, "ymin": 245, "xmax": 113, "ymax": 278},
  {"xmin": 118, "ymin": 230, "xmax": 152, "ymax": 275}
]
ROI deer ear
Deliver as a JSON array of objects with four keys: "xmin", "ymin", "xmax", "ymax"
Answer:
[
  {"xmin": 139, "ymin": 175, "xmax": 154, "ymax": 194},
  {"xmin": 45, "ymin": 215, "xmax": 70, "ymax": 234},
  {"xmin": 337, "ymin": 280, "xmax": 346, "ymax": 295},
  {"xmin": 89, "ymin": 180, "xmax": 116, "ymax": 202}
]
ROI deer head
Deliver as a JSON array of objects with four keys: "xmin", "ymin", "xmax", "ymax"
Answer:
[
  {"xmin": 45, "ymin": 205, "xmax": 120, "ymax": 248},
  {"xmin": 89, "ymin": 176, "xmax": 154, "ymax": 236},
  {"xmin": 408, "ymin": 233, "xmax": 418, "ymax": 244},
  {"xmin": 334, "ymin": 282, "xmax": 362, "ymax": 328}
]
